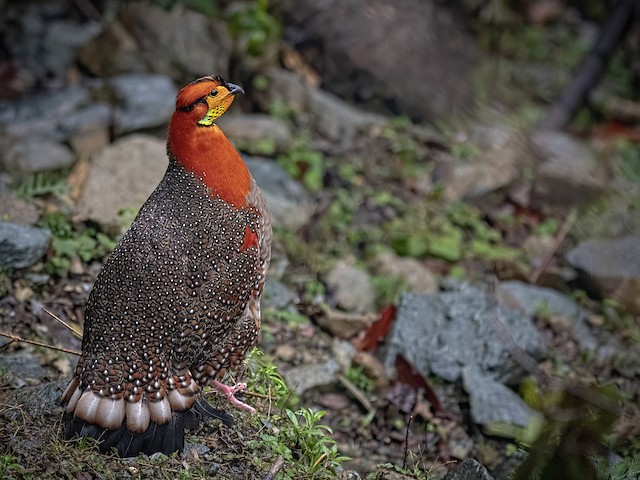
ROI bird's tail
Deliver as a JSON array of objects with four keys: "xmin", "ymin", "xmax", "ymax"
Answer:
[{"xmin": 60, "ymin": 376, "xmax": 233, "ymax": 457}]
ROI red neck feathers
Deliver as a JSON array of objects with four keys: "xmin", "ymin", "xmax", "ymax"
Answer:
[{"xmin": 167, "ymin": 77, "xmax": 250, "ymax": 208}]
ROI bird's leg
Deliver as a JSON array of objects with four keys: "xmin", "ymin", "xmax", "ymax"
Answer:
[{"xmin": 212, "ymin": 380, "xmax": 256, "ymax": 413}]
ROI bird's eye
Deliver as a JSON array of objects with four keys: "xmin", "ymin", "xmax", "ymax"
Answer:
[{"xmin": 210, "ymin": 90, "xmax": 219, "ymax": 97}]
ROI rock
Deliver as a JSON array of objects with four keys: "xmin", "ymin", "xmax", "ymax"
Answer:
[
  {"xmin": 244, "ymin": 156, "xmax": 313, "ymax": 230},
  {"xmin": 326, "ymin": 259, "xmax": 376, "ymax": 313},
  {"xmin": 275, "ymin": 344, "xmax": 298, "ymax": 363},
  {"xmin": 2, "ymin": 379, "xmax": 68, "ymax": 421},
  {"xmin": 383, "ymin": 284, "xmax": 547, "ymax": 384},
  {"xmin": 76, "ymin": 134, "xmax": 168, "ymax": 229},
  {"xmin": 0, "ymin": 191, "xmax": 39, "ymax": 225},
  {"xmin": 282, "ymin": 0, "xmax": 478, "ymax": 122},
  {"xmin": 217, "ymin": 114, "xmax": 293, "ymax": 154},
  {"xmin": 0, "ymin": 3, "xmax": 99, "ymax": 83},
  {"xmin": 281, "ymin": 359, "xmax": 340, "ymax": 395},
  {"xmin": 42, "ymin": 19, "xmax": 101, "ymax": 78},
  {"xmin": 567, "ymin": 235, "xmax": 640, "ymax": 313},
  {"xmin": 373, "ymin": 252, "xmax": 438, "ymax": 294},
  {"xmin": 68, "ymin": 126, "xmax": 111, "ymax": 158},
  {"xmin": 263, "ymin": 279, "xmax": 297, "ymax": 311},
  {"xmin": 0, "ymin": 349, "xmax": 49, "ymax": 388},
  {"xmin": 441, "ymin": 127, "xmax": 532, "ymax": 201},
  {"xmin": 2, "ymin": 138, "xmax": 75, "ymax": 175},
  {"xmin": 79, "ymin": 3, "xmax": 232, "ymax": 80},
  {"xmin": 257, "ymin": 68, "xmax": 384, "ymax": 146},
  {"xmin": 109, "ymin": 74, "xmax": 177, "ymax": 135},
  {"xmin": 59, "ymin": 102, "xmax": 112, "ymax": 156},
  {"xmin": 0, "ymin": 221, "xmax": 51, "ymax": 268},
  {"xmin": 498, "ymin": 280, "xmax": 602, "ymax": 354},
  {"xmin": 353, "ymin": 351, "xmax": 389, "ymax": 389},
  {"xmin": 315, "ymin": 309, "xmax": 375, "ymax": 339},
  {"xmin": 0, "ymin": 84, "xmax": 90, "ymax": 141},
  {"xmin": 530, "ymin": 131, "xmax": 608, "ymax": 210},
  {"xmin": 59, "ymin": 102, "xmax": 112, "ymax": 135},
  {"xmin": 445, "ymin": 458, "xmax": 495, "ymax": 480},
  {"xmin": 331, "ymin": 338, "xmax": 357, "ymax": 372},
  {"xmin": 462, "ymin": 366, "xmax": 539, "ymax": 430}
]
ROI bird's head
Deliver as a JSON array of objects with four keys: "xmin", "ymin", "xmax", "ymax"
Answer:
[
  {"xmin": 167, "ymin": 76, "xmax": 251, "ymax": 207},
  {"xmin": 174, "ymin": 75, "xmax": 245, "ymax": 127}
]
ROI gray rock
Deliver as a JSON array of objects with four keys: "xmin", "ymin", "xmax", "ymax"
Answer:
[
  {"xmin": 76, "ymin": 134, "xmax": 168, "ymax": 229},
  {"xmin": 0, "ymin": 3, "xmax": 99, "ymax": 83},
  {"xmin": 0, "ymin": 221, "xmax": 51, "ymax": 268},
  {"xmin": 326, "ymin": 259, "xmax": 376, "ymax": 313},
  {"xmin": 373, "ymin": 252, "xmax": 438, "ymax": 295},
  {"xmin": 263, "ymin": 279, "xmax": 297, "ymax": 311},
  {"xmin": 0, "ymin": 349, "xmax": 48, "ymax": 388},
  {"xmin": 217, "ymin": 114, "xmax": 293, "ymax": 155},
  {"xmin": 384, "ymin": 284, "xmax": 546, "ymax": 384},
  {"xmin": 462, "ymin": 366, "xmax": 539, "ymax": 429},
  {"xmin": 2, "ymin": 138, "xmax": 75, "ymax": 174},
  {"xmin": 257, "ymin": 68, "xmax": 385, "ymax": 146},
  {"xmin": 499, "ymin": 280, "xmax": 600, "ymax": 353},
  {"xmin": 58, "ymin": 97, "xmax": 112, "ymax": 155},
  {"xmin": 59, "ymin": 102, "xmax": 113, "ymax": 136},
  {"xmin": 282, "ymin": 0, "xmax": 478, "ymax": 121},
  {"xmin": 445, "ymin": 458, "xmax": 495, "ymax": 480},
  {"xmin": 79, "ymin": 3, "xmax": 232, "ymax": 79},
  {"xmin": 567, "ymin": 235, "xmax": 640, "ymax": 313},
  {"xmin": 282, "ymin": 359, "xmax": 340, "ymax": 395},
  {"xmin": 2, "ymin": 379, "xmax": 68, "ymax": 421},
  {"xmin": 530, "ymin": 131, "xmax": 608, "ymax": 209},
  {"xmin": 441, "ymin": 127, "xmax": 533, "ymax": 201},
  {"xmin": 110, "ymin": 74, "xmax": 177, "ymax": 134},
  {"xmin": 0, "ymin": 191, "xmax": 40, "ymax": 225},
  {"xmin": 42, "ymin": 20, "xmax": 101, "ymax": 78},
  {"xmin": 244, "ymin": 156, "xmax": 313, "ymax": 230},
  {"xmin": 0, "ymin": 84, "xmax": 90, "ymax": 141}
]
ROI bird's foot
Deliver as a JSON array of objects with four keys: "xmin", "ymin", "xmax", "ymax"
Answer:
[{"xmin": 212, "ymin": 380, "xmax": 256, "ymax": 413}]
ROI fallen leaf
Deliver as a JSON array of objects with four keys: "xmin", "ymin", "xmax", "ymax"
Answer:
[
  {"xmin": 353, "ymin": 304, "xmax": 396, "ymax": 351},
  {"xmin": 395, "ymin": 354, "xmax": 443, "ymax": 412}
]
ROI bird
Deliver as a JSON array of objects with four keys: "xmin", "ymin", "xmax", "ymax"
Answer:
[{"xmin": 60, "ymin": 75, "xmax": 272, "ymax": 457}]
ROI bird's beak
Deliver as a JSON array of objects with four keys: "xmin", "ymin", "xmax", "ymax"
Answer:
[{"xmin": 226, "ymin": 83, "xmax": 245, "ymax": 96}]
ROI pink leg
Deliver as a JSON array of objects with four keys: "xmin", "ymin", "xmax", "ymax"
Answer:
[{"xmin": 212, "ymin": 380, "xmax": 256, "ymax": 413}]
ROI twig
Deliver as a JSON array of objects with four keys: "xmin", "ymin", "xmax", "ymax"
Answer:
[
  {"xmin": 336, "ymin": 372, "xmax": 374, "ymax": 413},
  {"xmin": 403, "ymin": 415, "xmax": 413, "ymax": 471},
  {"xmin": 539, "ymin": 0, "xmax": 639, "ymax": 130},
  {"xmin": 262, "ymin": 455, "xmax": 285, "ymax": 480},
  {"xmin": 242, "ymin": 390, "xmax": 271, "ymax": 399},
  {"xmin": 0, "ymin": 331, "xmax": 81, "ymax": 356},
  {"xmin": 44, "ymin": 307, "xmax": 83, "ymax": 338},
  {"xmin": 529, "ymin": 208, "xmax": 577, "ymax": 284}
]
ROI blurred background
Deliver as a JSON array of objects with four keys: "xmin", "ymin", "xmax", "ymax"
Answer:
[{"xmin": 0, "ymin": 1, "xmax": 639, "ymax": 479}]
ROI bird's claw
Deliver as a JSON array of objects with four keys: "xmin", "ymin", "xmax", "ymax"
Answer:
[{"xmin": 213, "ymin": 380, "xmax": 256, "ymax": 413}]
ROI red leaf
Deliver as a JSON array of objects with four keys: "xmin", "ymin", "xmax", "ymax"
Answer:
[
  {"xmin": 395, "ymin": 354, "xmax": 443, "ymax": 412},
  {"xmin": 354, "ymin": 305, "xmax": 396, "ymax": 351}
]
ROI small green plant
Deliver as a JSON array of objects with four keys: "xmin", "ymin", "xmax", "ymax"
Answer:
[
  {"xmin": 597, "ymin": 457, "xmax": 640, "ymax": 480},
  {"xmin": 226, "ymin": 0, "xmax": 281, "ymax": 56},
  {"xmin": 379, "ymin": 117, "xmax": 428, "ymax": 179},
  {"xmin": 277, "ymin": 132, "xmax": 325, "ymax": 192},
  {"xmin": 264, "ymin": 308, "xmax": 309, "ymax": 326},
  {"xmin": 346, "ymin": 365, "xmax": 375, "ymax": 395},
  {"xmin": 246, "ymin": 349, "xmax": 289, "ymax": 402},
  {"xmin": 370, "ymin": 274, "xmax": 406, "ymax": 306},
  {"xmin": 283, "ymin": 408, "xmax": 350, "ymax": 475},
  {"xmin": 15, "ymin": 170, "xmax": 70, "ymax": 200},
  {"xmin": 0, "ymin": 454, "xmax": 25, "ymax": 479},
  {"xmin": 39, "ymin": 212, "xmax": 117, "ymax": 277}
]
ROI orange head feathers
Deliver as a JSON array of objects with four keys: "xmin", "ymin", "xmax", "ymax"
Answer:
[{"xmin": 168, "ymin": 76, "xmax": 250, "ymax": 207}]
